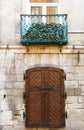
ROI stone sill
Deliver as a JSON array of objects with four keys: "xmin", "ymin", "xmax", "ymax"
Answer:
[{"xmin": 0, "ymin": 44, "xmax": 84, "ymax": 54}]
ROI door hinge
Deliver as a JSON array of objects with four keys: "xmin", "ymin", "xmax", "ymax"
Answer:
[
  {"xmin": 23, "ymin": 112, "xmax": 29, "ymax": 119},
  {"xmin": 23, "ymin": 92, "xmax": 28, "ymax": 100},
  {"xmin": 62, "ymin": 92, "xmax": 67, "ymax": 99},
  {"xmin": 62, "ymin": 73, "xmax": 66, "ymax": 80},
  {"xmin": 63, "ymin": 111, "xmax": 67, "ymax": 119},
  {"xmin": 23, "ymin": 73, "xmax": 28, "ymax": 80}
]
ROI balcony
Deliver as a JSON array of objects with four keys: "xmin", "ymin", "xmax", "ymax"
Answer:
[{"xmin": 20, "ymin": 14, "xmax": 68, "ymax": 45}]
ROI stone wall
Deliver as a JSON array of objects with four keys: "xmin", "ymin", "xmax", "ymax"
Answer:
[
  {"xmin": 0, "ymin": 0, "xmax": 84, "ymax": 130},
  {"xmin": 0, "ymin": 45, "xmax": 84, "ymax": 130}
]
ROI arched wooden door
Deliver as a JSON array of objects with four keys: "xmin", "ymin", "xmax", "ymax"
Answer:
[{"xmin": 24, "ymin": 67, "xmax": 66, "ymax": 128}]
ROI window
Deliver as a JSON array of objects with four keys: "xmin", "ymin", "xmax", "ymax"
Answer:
[
  {"xmin": 26, "ymin": 0, "xmax": 61, "ymax": 15},
  {"xmin": 23, "ymin": 67, "xmax": 67, "ymax": 127}
]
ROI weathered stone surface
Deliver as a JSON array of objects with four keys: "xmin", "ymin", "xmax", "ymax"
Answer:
[
  {"xmin": 5, "ymin": 82, "xmax": 14, "ymax": 88},
  {"xmin": 14, "ymin": 82, "xmax": 24, "ymax": 88},
  {"xmin": 5, "ymin": 75, "xmax": 17, "ymax": 82},
  {"xmin": 15, "ymin": 54, "xmax": 24, "ymax": 60},
  {"xmin": 16, "ymin": 75, "xmax": 24, "ymax": 82},
  {"xmin": 74, "ymin": 88, "xmax": 81, "ymax": 96},
  {"xmin": 78, "ymin": 96, "xmax": 84, "ymax": 103},
  {"xmin": 66, "ymin": 96, "xmax": 78, "ymax": 104},
  {"xmin": 65, "ymin": 81, "xmax": 78, "ymax": 88},
  {"xmin": 65, "ymin": 88, "xmax": 74, "ymax": 96},
  {"xmin": 2, "ymin": 126, "xmax": 14, "ymax": 130}
]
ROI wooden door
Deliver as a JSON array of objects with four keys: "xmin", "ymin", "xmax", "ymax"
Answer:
[{"xmin": 24, "ymin": 67, "xmax": 66, "ymax": 127}]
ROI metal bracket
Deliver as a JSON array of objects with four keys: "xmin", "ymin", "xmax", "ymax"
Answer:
[
  {"xmin": 23, "ymin": 112, "xmax": 29, "ymax": 119},
  {"xmin": 77, "ymin": 51, "xmax": 80, "ymax": 63},
  {"xmin": 3, "ymin": 94, "xmax": 6, "ymax": 98},
  {"xmin": 60, "ymin": 44, "xmax": 62, "ymax": 52},
  {"xmin": 63, "ymin": 111, "xmax": 67, "ymax": 119},
  {"xmin": 23, "ymin": 93, "xmax": 28, "ymax": 100},
  {"xmin": 23, "ymin": 73, "xmax": 27, "ymax": 80},
  {"xmin": 62, "ymin": 92, "xmax": 67, "ymax": 99},
  {"xmin": 62, "ymin": 73, "xmax": 66, "ymax": 80}
]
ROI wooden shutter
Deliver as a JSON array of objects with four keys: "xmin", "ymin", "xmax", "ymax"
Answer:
[
  {"xmin": 46, "ymin": 68, "xmax": 65, "ymax": 127},
  {"xmin": 25, "ymin": 68, "xmax": 44, "ymax": 127},
  {"xmin": 24, "ymin": 67, "xmax": 65, "ymax": 127}
]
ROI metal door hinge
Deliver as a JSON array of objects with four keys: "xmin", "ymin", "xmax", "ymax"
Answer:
[
  {"xmin": 23, "ymin": 112, "xmax": 29, "ymax": 119},
  {"xmin": 63, "ymin": 111, "xmax": 67, "ymax": 119},
  {"xmin": 23, "ymin": 92, "xmax": 28, "ymax": 100},
  {"xmin": 23, "ymin": 73, "xmax": 28, "ymax": 80},
  {"xmin": 62, "ymin": 73, "xmax": 66, "ymax": 80},
  {"xmin": 62, "ymin": 92, "xmax": 67, "ymax": 99}
]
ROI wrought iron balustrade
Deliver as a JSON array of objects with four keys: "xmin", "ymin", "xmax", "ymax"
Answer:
[{"xmin": 20, "ymin": 14, "xmax": 68, "ymax": 45}]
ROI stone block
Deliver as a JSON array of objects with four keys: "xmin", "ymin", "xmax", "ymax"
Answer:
[
  {"xmin": 13, "ymin": 88, "xmax": 24, "ymax": 96},
  {"xmin": 79, "ymin": 81, "xmax": 84, "ymax": 85},
  {"xmin": 0, "ymin": 89, "xmax": 6, "ymax": 96},
  {"xmin": 80, "ymin": 86, "xmax": 84, "ymax": 95},
  {"xmin": 0, "ymin": 119, "xmax": 17, "ymax": 126},
  {"xmin": 2, "ymin": 126, "xmax": 14, "ymax": 130},
  {"xmin": 65, "ymin": 81, "xmax": 78, "ymax": 88},
  {"xmin": 24, "ymin": 54, "xmax": 59, "ymax": 66},
  {"xmin": 62, "ymin": 67, "xmax": 76, "ymax": 73},
  {"xmin": 5, "ymin": 60, "xmax": 15, "ymax": 68},
  {"xmin": 0, "ymin": 111, "xmax": 12, "ymax": 121},
  {"xmin": 71, "ymin": 121, "xmax": 84, "ymax": 129},
  {"xmin": 16, "ymin": 75, "xmax": 24, "ymax": 82},
  {"xmin": 66, "ymin": 74, "xmax": 74, "ymax": 81},
  {"xmin": 76, "ymin": 74, "xmax": 84, "ymax": 80},
  {"xmin": 5, "ymin": 75, "xmax": 17, "ymax": 82},
  {"xmin": 0, "ymin": 82, "xmax": 5, "ymax": 89},
  {"xmin": 78, "ymin": 96, "xmax": 84, "ymax": 103},
  {"xmin": 67, "ymin": 104, "xmax": 84, "ymax": 109},
  {"xmin": 14, "ymin": 126, "xmax": 26, "ymax": 130},
  {"xmin": 65, "ymin": 88, "xmax": 74, "ymax": 96},
  {"xmin": 59, "ymin": 54, "xmax": 73, "ymax": 66},
  {"xmin": 66, "ymin": 96, "xmax": 78, "ymax": 104},
  {"xmin": 5, "ymin": 82, "xmax": 14, "ymax": 88},
  {"xmin": 15, "ymin": 60, "xmax": 25, "ymax": 68},
  {"xmin": 75, "ymin": 67, "xmax": 84, "ymax": 74},
  {"xmin": 11, "ymin": 68, "xmax": 25, "ymax": 75},
  {"xmin": 13, "ymin": 97, "xmax": 24, "ymax": 110},
  {"xmin": 0, "ymin": 69, "xmax": 6, "ymax": 74},
  {"xmin": 67, "ymin": 73, "xmax": 84, "ymax": 81},
  {"xmin": 0, "ymin": 75, "xmax": 5, "ymax": 81},
  {"xmin": 0, "ymin": 102, "xmax": 10, "ymax": 111},
  {"xmin": 74, "ymin": 88, "xmax": 81, "ymax": 96},
  {"xmin": 15, "ymin": 54, "xmax": 24, "ymax": 60},
  {"xmin": 14, "ymin": 82, "xmax": 24, "ymax": 88}
]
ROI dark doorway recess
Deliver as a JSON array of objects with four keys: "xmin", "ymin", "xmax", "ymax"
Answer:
[{"xmin": 23, "ymin": 67, "xmax": 67, "ymax": 128}]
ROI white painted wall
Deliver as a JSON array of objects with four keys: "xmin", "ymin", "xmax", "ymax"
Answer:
[
  {"xmin": 0, "ymin": 0, "xmax": 84, "ymax": 44},
  {"xmin": 59, "ymin": 0, "xmax": 84, "ymax": 32}
]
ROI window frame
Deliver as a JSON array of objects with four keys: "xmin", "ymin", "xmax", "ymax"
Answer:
[{"xmin": 26, "ymin": 1, "xmax": 61, "ymax": 15}]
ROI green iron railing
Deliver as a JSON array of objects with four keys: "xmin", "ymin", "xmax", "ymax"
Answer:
[{"xmin": 20, "ymin": 14, "xmax": 68, "ymax": 45}]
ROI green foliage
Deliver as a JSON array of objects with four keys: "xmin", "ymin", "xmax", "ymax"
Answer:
[{"xmin": 23, "ymin": 23, "xmax": 65, "ymax": 43}]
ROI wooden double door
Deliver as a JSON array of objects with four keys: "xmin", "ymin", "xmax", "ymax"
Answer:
[{"xmin": 24, "ymin": 67, "xmax": 66, "ymax": 127}]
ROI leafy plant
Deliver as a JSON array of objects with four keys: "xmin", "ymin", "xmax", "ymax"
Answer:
[{"xmin": 23, "ymin": 23, "xmax": 65, "ymax": 44}]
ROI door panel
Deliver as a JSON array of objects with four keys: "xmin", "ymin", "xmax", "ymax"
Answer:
[
  {"xmin": 49, "ymin": 90, "xmax": 64, "ymax": 127},
  {"xmin": 28, "ymin": 91, "xmax": 42, "ymax": 124},
  {"xmin": 28, "ymin": 69, "xmax": 43, "ymax": 88},
  {"xmin": 47, "ymin": 69, "xmax": 62, "ymax": 88}
]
